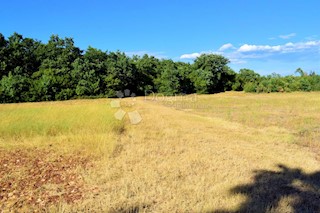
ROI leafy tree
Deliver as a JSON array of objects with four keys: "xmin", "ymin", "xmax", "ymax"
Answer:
[
  {"xmin": 0, "ymin": 71, "xmax": 31, "ymax": 103},
  {"xmin": 191, "ymin": 54, "xmax": 232, "ymax": 93},
  {"xmin": 219, "ymin": 66, "xmax": 236, "ymax": 91},
  {"xmin": 0, "ymin": 33, "xmax": 42, "ymax": 78},
  {"xmin": 233, "ymin": 69, "xmax": 260, "ymax": 91},
  {"xmin": 31, "ymin": 35, "xmax": 82, "ymax": 100},
  {"xmin": 71, "ymin": 58, "xmax": 100, "ymax": 97},
  {"xmin": 132, "ymin": 54, "xmax": 160, "ymax": 95},
  {"xmin": 190, "ymin": 67, "xmax": 214, "ymax": 94},
  {"xmin": 82, "ymin": 47, "xmax": 108, "ymax": 95},
  {"xmin": 39, "ymin": 35, "xmax": 81, "ymax": 70},
  {"xmin": 31, "ymin": 69, "xmax": 63, "ymax": 101},
  {"xmin": 295, "ymin": 68, "xmax": 307, "ymax": 77},
  {"xmin": 243, "ymin": 82, "xmax": 257, "ymax": 93},
  {"xmin": 155, "ymin": 60, "xmax": 180, "ymax": 95},
  {"xmin": 176, "ymin": 62, "xmax": 194, "ymax": 94},
  {"xmin": 0, "ymin": 33, "xmax": 8, "ymax": 79},
  {"xmin": 299, "ymin": 77, "xmax": 311, "ymax": 91},
  {"xmin": 307, "ymin": 75, "xmax": 320, "ymax": 91},
  {"xmin": 104, "ymin": 51, "xmax": 136, "ymax": 97}
]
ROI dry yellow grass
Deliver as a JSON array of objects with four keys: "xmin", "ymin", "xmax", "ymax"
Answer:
[
  {"xmin": 1, "ymin": 92, "xmax": 320, "ymax": 212},
  {"xmin": 0, "ymin": 99, "xmax": 124, "ymax": 155}
]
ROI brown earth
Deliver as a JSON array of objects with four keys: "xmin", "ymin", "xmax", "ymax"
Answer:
[{"xmin": 0, "ymin": 148, "xmax": 92, "ymax": 211}]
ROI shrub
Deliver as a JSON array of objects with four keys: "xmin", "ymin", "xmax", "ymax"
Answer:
[{"xmin": 244, "ymin": 82, "xmax": 257, "ymax": 93}]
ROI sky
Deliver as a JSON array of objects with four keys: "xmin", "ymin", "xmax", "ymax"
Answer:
[{"xmin": 1, "ymin": 0, "xmax": 320, "ymax": 75}]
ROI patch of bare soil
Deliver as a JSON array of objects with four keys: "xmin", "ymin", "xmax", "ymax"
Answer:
[{"xmin": 0, "ymin": 148, "xmax": 92, "ymax": 211}]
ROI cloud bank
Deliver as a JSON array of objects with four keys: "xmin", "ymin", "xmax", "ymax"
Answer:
[
  {"xmin": 180, "ymin": 40, "xmax": 320, "ymax": 64},
  {"xmin": 238, "ymin": 40, "xmax": 320, "ymax": 53}
]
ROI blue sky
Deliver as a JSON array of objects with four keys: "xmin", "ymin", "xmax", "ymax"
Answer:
[{"xmin": 1, "ymin": 0, "xmax": 320, "ymax": 75}]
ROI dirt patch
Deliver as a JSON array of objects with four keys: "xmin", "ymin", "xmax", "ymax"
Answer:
[{"xmin": 0, "ymin": 148, "xmax": 92, "ymax": 211}]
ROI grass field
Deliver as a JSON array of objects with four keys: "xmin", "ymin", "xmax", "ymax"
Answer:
[{"xmin": 0, "ymin": 92, "xmax": 320, "ymax": 212}]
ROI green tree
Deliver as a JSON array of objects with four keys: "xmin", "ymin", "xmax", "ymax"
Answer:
[
  {"xmin": 176, "ymin": 62, "xmax": 194, "ymax": 94},
  {"xmin": 30, "ymin": 35, "xmax": 82, "ymax": 100},
  {"xmin": 295, "ymin": 68, "xmax": 307, "ymax": 77},
  {"xmin": 71, "ymin": 58, "xmax": 100, "ymax": 97},
  {"xmin": 233, "ymin": 68, "xmax": 260, "ymax": 91},
  {"xmin": 1, "ymin": 33, "xmax": 41, "ymax": 78},
  {"xmin": 155, "ymin": 60, "xmax": 180, "ymax": 95},
  {"xmin": 0, "ymin": 71, "xmax": 31, "ymax": 103},
  {"xmin": 299, "ymin": 77, "xmax": 311, "ymax": 91},
  {"xmin": 104, "ymin": 51, "xmax": 136, "ymax": 97},
  {"xmin": 191, "ymin": 54, "xmax": 232, "ymax": 93},
  {"xmin": 0, "ymin": 33, "xmax": 8, "ymax": 79},
  {"xmin": 132, "ymin": 54, "xmax": 160, "ymax": 95}
]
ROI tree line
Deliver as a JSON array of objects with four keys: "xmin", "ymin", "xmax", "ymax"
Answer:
[{"xmin": 0, "ymin": 32, "xmax": 319, "ymax": 103}]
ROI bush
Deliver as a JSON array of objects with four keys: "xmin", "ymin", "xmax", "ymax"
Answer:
[
  {"xmin": 244, "ymin": 82, "xmax": 257, "ymax": 93},
  {"xmin": 299, "ymin": 78, "xmax": 311, "ymax": 91}
]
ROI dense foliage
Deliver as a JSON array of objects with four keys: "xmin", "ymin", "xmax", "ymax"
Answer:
[{"xmin": 0, "ymin": 33, "xmax": 319, "ymax": 103}]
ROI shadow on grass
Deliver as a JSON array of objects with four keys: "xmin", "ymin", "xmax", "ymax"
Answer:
[{"xmin": 211, "ymin": 164, "xmax": 320, "ymax": 213}]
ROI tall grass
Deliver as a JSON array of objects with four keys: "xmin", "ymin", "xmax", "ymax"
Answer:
[{"xmin": 0, "ymin": 99, "xmax": 123, "ymax": 157}]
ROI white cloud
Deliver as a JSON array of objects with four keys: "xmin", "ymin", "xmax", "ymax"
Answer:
[
  {"xmin": 279, "ymin": 33, "xmax": 296, "ymax": 39},
  {"xmin": 238, "ymin": 44, "xmax": 280, "ymax": 52},
  {"xmin": 179, "ymin": 39, "xmax": 320, "ymax": 67},
  {"xmin": 180, "ymin": 52, "xmax": 201, "ymax": 59},
  {"xmin": 180, "ymin": 50, "xmax": 223, "ymax": 59},
  {"xmin": 237, "ymin": 40, "xmax": 320, "ymax": 54},
  {"xmin": 218, "ymin": 43, "xmax": 234, "ymax": 51},
  {"xmin": 238, "ymin": 44, "xmax": 269, "ymax": 52}
]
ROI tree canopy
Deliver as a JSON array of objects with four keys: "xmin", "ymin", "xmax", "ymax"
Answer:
[{"xmin": 0, "ymin": 32, "xmax": 319, "ymax": 103}]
